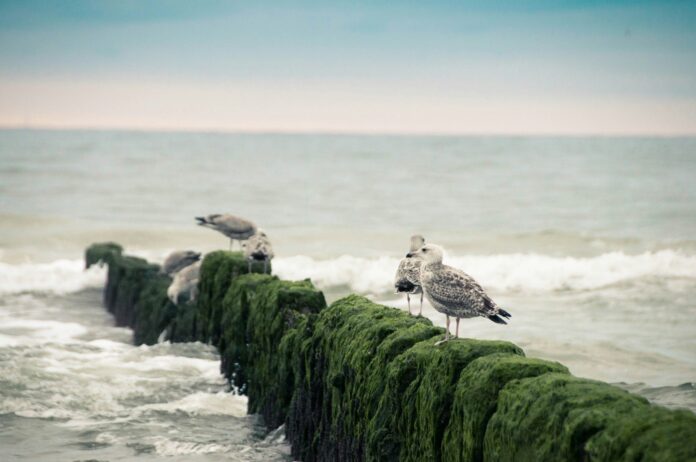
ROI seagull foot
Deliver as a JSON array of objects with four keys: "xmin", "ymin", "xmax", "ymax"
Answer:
[{"xmin": 434, "ymin": 338, "xmax": 450, "ymax": 346}]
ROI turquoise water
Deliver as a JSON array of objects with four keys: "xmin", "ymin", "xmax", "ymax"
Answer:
[{"xmin": 1, "ymin": 130, "xmax": 695, "ymax": 459}]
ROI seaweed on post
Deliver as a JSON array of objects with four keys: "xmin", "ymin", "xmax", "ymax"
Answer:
[
  {"xmin": 85, "ymin": 242, "xmax": 123, "ymax": 269},
  {"xmin": 246, "ymin": 278, "xmax": 326, "ymax": 429},
  {"xmin": 442, "ymin": 353, "xmax": 569, "ymax": 462},
  {"xmin": 369, "ymin": 336, "xmax": 523, "ymax": 462},
  {"xmin": 82, "ymin": 242, "xmax": 696, "ymax": 462},
  {"xmin": 132, "ymin": 272, "xmax": 175, "ymax": 345},
  {"xmin": 195, "ymin": 250, "xmax": 270, "ymax": 344}
]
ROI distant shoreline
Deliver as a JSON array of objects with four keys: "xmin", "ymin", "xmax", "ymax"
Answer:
[{"xmin": 2, "ymin": 125, "xmax": 695, "ymax": 139}]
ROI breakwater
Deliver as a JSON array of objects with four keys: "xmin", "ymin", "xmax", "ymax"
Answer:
[{"xmin": 85, "ymin": 242, "xmax": 696, "ymax": 461}]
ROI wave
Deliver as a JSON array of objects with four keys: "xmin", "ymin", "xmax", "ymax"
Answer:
[
  {"xmin": 273, "ymin": 250, "xmax": 696, "ymax": 294},
  {"xmin": 0, "ymin": 259, "xmax": 105, "ymax": 295},
  {"xmin": 135, "ymin": 391, "xmax": 247, "ymax": 417},
  {"xmin": 150, "ymin": 438, "xmax": 234, "ymax": 456},
  {"xmin": 2, "ymin": 250, "xmax": 695, "ymax": 297}
]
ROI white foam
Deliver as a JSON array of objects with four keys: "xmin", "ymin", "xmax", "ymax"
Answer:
[
  {"xmin": 273, "ymin": 249, "xmax": 696, "ymax": 294},
  {"xmin": 0, "ymin": 318, "xmax": 88, "ymax": 345},
  {"xmin": 136, "ymin": 391, "xmax": 247, "ymax": 417},
  {"xmin": 6, "ymin": 249, "xmax": 691, "ymax": 297},
  {"xmin": 0, "ymin": 259, "xmax": 105, "ymax": 295},
  {"xmin": 151, "ymin": 437, "xmax": 233, "ymax": 456}
]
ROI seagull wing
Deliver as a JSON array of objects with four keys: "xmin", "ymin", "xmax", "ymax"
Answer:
[
  {"xmin": 426, "ymin": 265, "xmax": 496, "ymax": 316},
  {"xmin": 215, "ymin": 215, "xmax": 256, "ymax": 233}
]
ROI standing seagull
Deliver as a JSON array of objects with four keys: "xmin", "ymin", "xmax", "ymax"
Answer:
[
  {"xmin": 195, "ymin": 214, "xmax": 257, "ymax": 250},
  {"xmin": 407, "ymin": 244, "xmax": 511, "ymax": 345},
  {"xmin": 394, "ymin": 235, "xmax": 426, "ymax": 316},
  {"xmin": 161, "ymin": 250, "xmax": 201, "ymax": 276},
  {"xmin": 167, "ymin": 261, "xmax": 201, "ymax": 305},
  {"xmin": 243, "ymin": 229, "xmax": 274, "ymax": 274}
]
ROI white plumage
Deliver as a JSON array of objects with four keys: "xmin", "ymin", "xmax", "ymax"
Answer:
[
  {"xmin": 167, "ymin": 261, "xmax": 201, "ymax": 305},
  {"xmin": 407, "ymin": 244, "xmax": 511, "ymax": 344},
  {"xmin": 195, "ymin": 214, "xmax": 257, "ymax": 250},
  {"xmin": 243, "ymin": 229, "xmax": 274, "ymax": 274},
  {"xmin": 394, "ymin": 235, "xmax": 425, "ymax": 315},
  {"xmin": 161, "ymin": 250, "xmax": 201, "ymax": 276}
]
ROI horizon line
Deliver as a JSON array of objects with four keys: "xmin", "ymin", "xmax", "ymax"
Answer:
[{"xmin": 2, "ymin": 124, "xmax": 695, "ymax": 139}]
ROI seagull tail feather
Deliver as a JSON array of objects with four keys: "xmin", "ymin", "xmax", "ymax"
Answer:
[
  {"xmin": 497, "ymin": 307, "xmax": 512, "ymax": 319},
  {"xmin": 395, "ymin": 280, "xmax": 416, "ymax": 294},
  {"xmin": 195, "ymin": 216, "xmax": 207, "ymax": 225},
  {"xmin": 488, "ymin": 314, "xmax": 508, "ymax": 325}
]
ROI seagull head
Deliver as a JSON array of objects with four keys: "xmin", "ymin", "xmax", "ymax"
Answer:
[
  {"xmin": 409, "ymin": 234, "xmax": 425, "ymax": 252},
  {"xmin": 406, "ymin": 243, "xmax": 444, "ymax": 264}
]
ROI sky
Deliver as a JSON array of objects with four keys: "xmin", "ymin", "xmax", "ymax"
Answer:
[{"xmin": 0, "ymin": 0, "xmax": 695, "ymax": 135}]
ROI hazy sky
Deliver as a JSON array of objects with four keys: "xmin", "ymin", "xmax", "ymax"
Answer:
[{"xmin": 1, "ymin": 0, "xmax": 695, "ymax": 134}]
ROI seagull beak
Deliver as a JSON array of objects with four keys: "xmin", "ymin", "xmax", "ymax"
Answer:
[{"xmin": 406, "ymin": 252, "xmax": 414, "ymax": 258}]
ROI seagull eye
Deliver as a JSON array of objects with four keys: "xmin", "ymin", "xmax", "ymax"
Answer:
[{"xmin": 422, "ymin": 249, "xmax": 428, "ymax": 252}]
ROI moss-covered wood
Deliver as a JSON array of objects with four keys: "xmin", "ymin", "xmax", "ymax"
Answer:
[
  {"xmin": 485, "ymin": 373, "xmax": 696, "ymax": 462},
  {"xmin": 85, "ymin": 242, "xmax": 696, "ymax": 462},
  {"xmin": 132, "ymin": 272, "xmax": 175, "ymax": 345},
  {"xmin": 195, "ymin": 250, "xmax": 270, "ymax": 344},
  {"xmin": 369, "ymin": 332, "xmax": 524, "ymax": 461},
  {"xmin": 442, "ymin": 354, "xmax": 570, "ymax": 462},
  {"xmin": 85, "ymin": 241, "xmax": 122, "ymax": 269}
]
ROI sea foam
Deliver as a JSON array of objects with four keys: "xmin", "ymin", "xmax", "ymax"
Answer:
[
  {"xmin": 273, "ymin": 249, "xmax": 696, "ymax": 294},
  {"xmin": 0, "ymin": 259, "xmax": 105, "ymax": 295},
  {"xmin": 2, "ymin": 250, "xmax": 695, "ymax": 297}
]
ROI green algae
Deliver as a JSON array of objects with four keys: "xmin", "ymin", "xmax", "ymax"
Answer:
[
  {"xmin": 284, "ymin": 295, "xmax": 524, "ymax": 462},
  {"xmin": 246, "ymin": 278, "xmax": 325, "ymax": 428},
  {"xmin": 166, "ymin": 301, "xmax": 198, "ymax": 343},
  {"xmin": 85, "ymin": 242, "xmax": 123, "ymax": 269},
  {"xmin": 484, "ymin": 372, "xmax": 667, "ymax": 461},
  {"xmin": 585, "ymin": 400, "xmax": 696, "ymax": 461},
  {"xmin": 105, "ymin": 255, "xmax": 160, "ymax": 327},
  {"xmin": 188, "ymin": 252, "xmax": 325, "ymax": 429},
  {"xmin": 85, "ymin": 242, "xmax": 696, "ymax": 462},
  {"xmin": 442, "ymin": 353, "xmax": 569, "ymax": 462},
  {"xmin": 132, "ymin": 272, "xmax": 175, "ymax": 345},
  {"xmin": 323, "ymin": 296, "xmax": 442, "ymax": 461},
  {"xmin": 218, "ymin": 273, "xmax": 277, "ymax": 392},
  {"xmin": 370, "ymin": 336, "xmax": 524, "ymax": 461},
  {"xmin": 195, "ymin": 250, "xmax": 269, "ymax": 344}
]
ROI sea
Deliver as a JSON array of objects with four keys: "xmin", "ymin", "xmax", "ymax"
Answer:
[{"xmin": 1, "ymin": 129, "xmax": 695, "ymax": 460}]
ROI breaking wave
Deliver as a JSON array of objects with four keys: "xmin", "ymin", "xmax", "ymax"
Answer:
[
  {"xmin": 0, "ymin": 259, "xmax": 105, "ymax": 295},
  {"xmin": 2, "ymin": 249, "xmax": 695, "ymax": 297},
  {"xmin": 273, "ymin": 250, "xmax": 696, "ymax": 294}
]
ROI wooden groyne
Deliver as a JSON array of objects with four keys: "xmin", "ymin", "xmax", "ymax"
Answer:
[{"xmin": 85, "ymin": 243, "xmax": 696, "ymax": 461}]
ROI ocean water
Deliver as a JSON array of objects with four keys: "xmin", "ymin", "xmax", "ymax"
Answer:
[{"xmin": 1, "ymin": 130, "xmax": 695, "ymax": 459}]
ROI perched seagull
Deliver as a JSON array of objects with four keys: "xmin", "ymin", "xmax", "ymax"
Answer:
[
  {"xmin": 243, "ymin": 229, "xmax": 274, "ymax": 274},
  {"xmin": 394, "ymin": 235, "xmax": 426, "ymax": 316},
  {"xmin": 195, "ymin": 214, "xmax": 257, "ymax": 250},
  {"xmin": 407, "ymin": 244, "xmax": 511, "ymax": 345},
  {"xmin": 161, "ymin": 250, "xmax": 201, "ymax": 276},
  {"xmin": 167, "ymin": 261, "xmax": 201, "ymax": 305}
]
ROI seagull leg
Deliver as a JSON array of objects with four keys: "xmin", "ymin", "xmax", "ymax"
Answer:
[
  {"xmin": 407, "ymin": 294, "xmax": 412, "ymax": 315},
  {"xmin": 229, "ymin": 239, "xmax": 233, "ymax": 251},
  {"xmin": 456, "ymin": 317, "xmax": 460, "ymax": 338},
  {"xmin": 247, "ymin": 260, "xmax": 251, "ymax": 273},
  {"xmin": 419, "ymin": 292, "xmax": 423, "ymax": 316},
  {"xmin": 263, "ymin": 260, "xmax": 268, "ymax": 274},
  {"xmin": 435, "ymin": 315, "xmax": 450, "ymax": 346}
]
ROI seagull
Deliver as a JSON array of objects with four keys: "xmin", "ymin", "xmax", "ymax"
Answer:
[
  {"xmin": 243, "ymin": 229, "xmax": 274, "ymax": 274},
  {"xmin": 407, "ymin": 244, "xmax": 511, "ymax": 345},
  {"xmin": 195, "ymin": 214, "xmax": 257, "ymax": 250},
  {"xmin": 394, "ymin": 235, "xmax": 426, "ymax": 316},
  {"xmin": 161, "ymin": 250, "xmax": 201, "ymax": 276},
  {"xmin": 167, "ymin": 261, "xmax": 201, "ymax": 305}
]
